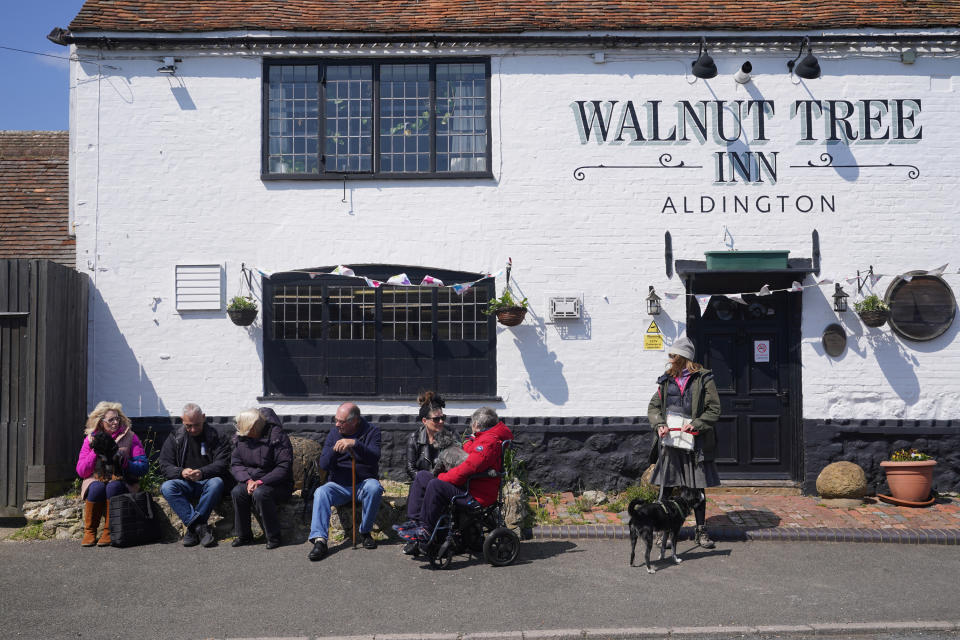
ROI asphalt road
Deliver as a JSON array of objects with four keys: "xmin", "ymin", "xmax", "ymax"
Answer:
[{"xmin": 0, "ymin": 537, "xmax": 958, "ymax": 639}]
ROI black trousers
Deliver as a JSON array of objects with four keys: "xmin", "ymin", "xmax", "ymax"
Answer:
[{"xmin": 231, "ymin": 483, "xmax": 284, "ymax": 544}]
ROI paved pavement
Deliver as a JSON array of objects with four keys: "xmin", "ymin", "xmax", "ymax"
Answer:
[
  {"xmin": 534, "ymin": 492, "xmax": 960, "ymax": 543},
  {"xmin": 1, "ymin": 536, "xmax": 959, "ymax": 640}
]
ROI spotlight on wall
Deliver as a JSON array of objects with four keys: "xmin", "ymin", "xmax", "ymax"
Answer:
[
  {"xmin": 691, "ymin": 37, "xmax": 718, "ymax": 79},
  {"xmin": 734, "ymin": 61, "xmax": 753, "ymax": 84},
  {"xmin": 833, "ymin": 283, "xmax": 849, "ymax": 313},
  {"xmin": 646, "ymin": 286, "xmax": 662, "ymax": 316},
  {"xmin": 157, "ymin": 56, "xmax": 177, "ymax": 75},
  {"xmin": 787, "ymin": 37, "xmax": 821, "ymax": 79}
]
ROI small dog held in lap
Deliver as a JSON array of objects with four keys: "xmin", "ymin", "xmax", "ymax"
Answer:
[
  {"xmin": 431, "ymin": 429, "xmax": 468, "ymax": 475},
  {"xmin": 90, "ymin": 431, "xmax": 122, "ymax": 482},
  {"xmin": 628, "ymin": 487, "xmax": 705, "ymax": 574}
]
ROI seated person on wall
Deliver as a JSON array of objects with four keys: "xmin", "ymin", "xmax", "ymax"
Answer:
[
  {"xmin": 75, "ymin": 401, "xmax": 148, "ymax": 547},
  {"xmin": 400, "ymin": 391, "xmax": 449, "ymax": 554},
  {"xmin": 307, "ymin": 403, "xmax": 384, "ymax": 562},
  {"xmin": 230, "ymin": 407, "xmax": 294, "ymax": 550},
  {"xmin": 395, "ymin": 407, "xmax": 513, "ymax": 545},
  {"xmin": 158, "ymin": 403, "xmax": 232, "ymax": 548}
]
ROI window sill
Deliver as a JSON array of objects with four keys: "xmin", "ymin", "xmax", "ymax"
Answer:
[{"xmin": 258, "ymin": 394, "xmax": 503, "ymax": 402}]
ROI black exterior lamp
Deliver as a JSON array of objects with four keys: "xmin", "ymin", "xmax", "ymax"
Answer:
[
  {"xmin": 647, "ymin": 286, "xmax": 662, "ymax": 316},
  {"xmin": 833, "ymin": 283, "xmax": 849, "ymax": 313},
  {"xmin": 691, "ymin": 37, "xmax": 718, "ymax": 79},
  {"xmin": 787, "ymin": 37, "xmax": 821, "ymax": 79}
]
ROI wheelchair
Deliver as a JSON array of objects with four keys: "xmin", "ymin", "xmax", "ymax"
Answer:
[{"xmin": 414, "ymin": 441, "xmax": 521, "ymax": 569}]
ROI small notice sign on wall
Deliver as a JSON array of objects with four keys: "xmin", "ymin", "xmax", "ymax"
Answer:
[
  {"xmin": 644, "ymin": 320, "xmax": 664, "ymax": 350},
  {"xmin": 754, "ymin": 340, "xmax": 770, "ymax": 362}
]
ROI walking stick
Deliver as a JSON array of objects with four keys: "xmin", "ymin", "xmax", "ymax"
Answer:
[{"xmin": 351, "ymin": 452, "xmax": 357, "ymax": 549}]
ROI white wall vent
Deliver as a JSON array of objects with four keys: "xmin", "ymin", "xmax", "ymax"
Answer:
[
  {"xmin": 175, "ymin": 264, "xmax": 223, "ymax": 311},
  {"xmin": 549, "ymin": 296, "xmax": 582, "ymax": 320}
]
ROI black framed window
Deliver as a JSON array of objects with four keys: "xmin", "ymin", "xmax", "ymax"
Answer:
[
  {"xmin": 262, "ymin": 266, "xmax": 496, "ymax": 398},
  {"xmin": 263, "ymin": 59, "xmax": 491, "ymax": 179}
]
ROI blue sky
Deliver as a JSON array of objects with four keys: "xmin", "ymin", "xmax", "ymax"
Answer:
[{"xmin": 0, "ymin": 1, "xmax": 88, "ymax": 130}]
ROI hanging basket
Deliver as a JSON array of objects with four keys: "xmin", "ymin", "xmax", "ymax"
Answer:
[
  {"xmin": 227, "ymin": 308, "xmax": 258, "ymax": 326},
  {"xmin": 858, "ymin": 309, "xmax": 889, "ymax": 328},
  {"xmin": 495, "ymin": 306, "xmax": 527, "ymax": 327}
]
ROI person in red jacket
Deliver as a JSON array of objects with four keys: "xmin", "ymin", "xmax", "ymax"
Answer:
[{"xmin": 396, "ymin": 407, "xmax": 513, "ymax": 544}]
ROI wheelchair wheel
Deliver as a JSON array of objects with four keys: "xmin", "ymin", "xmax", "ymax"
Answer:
[
  {"xmin": 483, "ymin": 527, "xmax": 520, "ymax": 567},
  {"xmin": 429, "ymin": 540, "xmax": 455, "ymax": 570}
]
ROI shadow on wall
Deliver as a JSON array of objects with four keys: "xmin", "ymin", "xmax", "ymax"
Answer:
[
  {"xmin": 89, "ymin": 287, "xmax": 166, "ymax": 417},
  {"xmin": 508, "ymin": 310, "xmax": 569, "ymax": 405}
]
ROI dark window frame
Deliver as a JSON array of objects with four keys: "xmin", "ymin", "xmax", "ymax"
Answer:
[
  {"xmin": 261, "ymin": 265, "xmax": 498, "ymax": 399},
  {"xmin": 261, "ymin": 58, "xmax": 494, "ymax": 181}
]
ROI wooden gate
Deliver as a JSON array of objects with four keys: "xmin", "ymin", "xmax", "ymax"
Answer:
[{"xmin": 0, "ymin": 260, "xmax": 88, "ymax": 516}]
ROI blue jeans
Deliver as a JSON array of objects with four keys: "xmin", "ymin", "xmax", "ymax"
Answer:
[
  {"xmin": 160, "ymin": 477, "xmax": 225, "ymax": 527},
  {"xmin": 309, "ymin": 478, "xmax": 383, "ymax": 541}
]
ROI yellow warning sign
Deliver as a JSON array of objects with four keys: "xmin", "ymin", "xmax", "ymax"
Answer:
[
  {"xmin": 646, "ymin": 320, "xmax": 661, "ymax": 334},
  {"xmin": 644, "ymin": 334, "xmax": 664, "ymax": 350}
]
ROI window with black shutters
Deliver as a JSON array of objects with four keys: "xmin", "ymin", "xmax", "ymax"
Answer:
[
  {"xmin": 262, "ymin": 266, "xmax": 496, "ymax": 398},
  {"xmin": 262, "ymin": 59, "xmax": 492, "ymax": 179}
]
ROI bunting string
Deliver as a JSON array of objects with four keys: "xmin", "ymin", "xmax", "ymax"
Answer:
[{"xmin": 253, "ymin": 265, "xmax": 505, "ymax": 296}]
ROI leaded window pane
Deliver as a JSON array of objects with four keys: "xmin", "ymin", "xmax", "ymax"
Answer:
[
  {"xmin": 267, "ymin": 65, "xmax": 320, "ymax": 175},
  {"xmin": 437, "ymin": 63, "xmax": 487, "ymax": 173},
  {"xmin": 380, "ymin": 64, "xmax": 431, "ymax": 173},
  {"xmin": 325, "ymin": 65, "xmax": 373, "ymax": 173}
]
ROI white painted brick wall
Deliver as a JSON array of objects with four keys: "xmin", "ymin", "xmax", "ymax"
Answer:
[{"xmin": 70, "ymin": 45, "xmax": 960, "ymax": 419}]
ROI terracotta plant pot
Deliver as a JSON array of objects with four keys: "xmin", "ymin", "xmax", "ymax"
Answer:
[
  {"xmin": 880, "ymin": 459, "xmax": 936, "ymax": 503},
  {"xmin": 858, "ymin": 309, "xmax": 889, "ymax": 328},
  {"xmin": 495, "ymin": 306, "xmax": 527, "ymax": 327},
  {"xmin": 227, "ymin": 308, "xmax": 258, "ymax": 326}
]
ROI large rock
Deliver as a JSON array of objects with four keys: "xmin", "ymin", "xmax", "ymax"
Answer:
[{"xmin": 816, "ymin": 461, "xmax": 867, "ymax": 506}]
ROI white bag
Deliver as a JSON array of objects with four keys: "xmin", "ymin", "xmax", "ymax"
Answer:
[{"xmin": 663, "ymin": 412, "xmax": 695, "ymax": 450}]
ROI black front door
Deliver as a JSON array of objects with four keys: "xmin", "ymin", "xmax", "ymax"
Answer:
[{"xmin": 692, "ymin": 292, "xmax": 799, "ymax": 479}]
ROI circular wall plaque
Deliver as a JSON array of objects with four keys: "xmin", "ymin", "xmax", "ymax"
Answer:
[
  {"xmin": 884, "ymin": 272, "xmax": 957, "ymax": 341},
  {"xmin": 822, "ymin": 323, "xmax": 847, "ymax": 357}
]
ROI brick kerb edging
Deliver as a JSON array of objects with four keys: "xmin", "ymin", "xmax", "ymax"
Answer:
[
  {"xmin": 308, "ymin": 620, "xmax": 960, "ymax": 639},
  {"xmin": 531, "ymin": 524, "xmax": 960, "ymax": 545}
]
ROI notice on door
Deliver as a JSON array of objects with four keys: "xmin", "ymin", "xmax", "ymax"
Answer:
[{"xmin": 754, "ymin": 340, "xmax": 770, "ymax": 362}]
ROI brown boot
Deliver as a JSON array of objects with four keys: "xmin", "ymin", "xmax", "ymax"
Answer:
[
  {"xmin": 695, "ymin": 525, "xmax": 715, "ymax": 549},
  {"xmin": 81, "ymin": 501, "xmax": 103, "ymax": 547},
  {"xmin": 97, "ymin": 501, "xmax": 112, "ymax": 546}
]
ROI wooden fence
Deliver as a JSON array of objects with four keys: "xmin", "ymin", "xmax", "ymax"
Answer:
[{"xmin": 0, "ymin": 260, "xmax": 88, "ymax": 516}]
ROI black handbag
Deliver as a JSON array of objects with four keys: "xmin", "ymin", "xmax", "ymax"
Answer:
[{"xmin": 109, "ymin": 492, "xmax": 162, "ymax": 547}]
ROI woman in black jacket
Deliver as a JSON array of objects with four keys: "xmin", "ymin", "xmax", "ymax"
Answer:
[
  {"xmin": 405, "ymin": 391, "xmax": 448, "ymax": 479},
  {"xmin": 230, "ymin": 407, "xmax": 293, "ymax": 549}
]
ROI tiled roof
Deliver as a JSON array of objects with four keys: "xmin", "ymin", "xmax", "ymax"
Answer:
[
  {"xmin": 68, "ymin": 1, "xmax": 960, "ymax": 34},
  {"xmin": 0, "ymin": 132, "xmax": 75, "ymax": 268}
]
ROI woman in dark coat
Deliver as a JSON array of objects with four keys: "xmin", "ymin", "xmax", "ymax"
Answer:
[
  {"xmin": 647, "ymin": 336, "xmax": 722, "ymax": 549},
  {"xmin": 230, "ymin": 407, "xmax": 293, "ymax": 549},
  {"xmin": 405, "ymin": 391, "xmax": 448, "ymax": 479}
]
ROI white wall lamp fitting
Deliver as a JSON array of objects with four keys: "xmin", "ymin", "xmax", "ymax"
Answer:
[{"xmin": 734, "ymin": 61, "xmax": 753, "ymax": 84}]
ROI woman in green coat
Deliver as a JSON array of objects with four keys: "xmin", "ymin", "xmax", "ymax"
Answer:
[{"xmin": 648, "ymin": 336, "xmax": 722, "ymax": 548}]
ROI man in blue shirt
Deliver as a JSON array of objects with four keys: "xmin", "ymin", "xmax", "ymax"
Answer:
[{"xmin": 307, "ymin": 402, "xmax": 384, "ymax": 561}]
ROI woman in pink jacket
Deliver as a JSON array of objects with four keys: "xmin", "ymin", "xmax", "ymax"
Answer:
[{"xmin": 75, "ymin": 402, "xmax": 146, "ymax": 546}]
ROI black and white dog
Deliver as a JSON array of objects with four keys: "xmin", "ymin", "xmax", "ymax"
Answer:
[
  {"xmin": 628, "ymin": 487, "xmax": 705, "ymax": 574},
  {"xmin": 431, "ymin": 429, "xmax": 468, "ymax": 475},
  {"xmin": 90, "ymin": 431, "xmax": 122, "ymax": 482}
]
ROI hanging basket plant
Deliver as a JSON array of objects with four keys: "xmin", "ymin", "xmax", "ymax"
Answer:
[
  {"xmin": 227, "ymin": 296, "xmax": 258, "ymax": 326},
  {"xmin": 854, "ymin": 295, "xmax": 889, "ymax": 328},
  {"xmin": 484, "ymin": 288, "xmax": 528, "ymax": 327}
]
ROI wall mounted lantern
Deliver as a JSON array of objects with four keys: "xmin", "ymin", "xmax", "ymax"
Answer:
[
  {"xmin": 646, "ymin": 286, "xmax": 662, "ymax": 316},
  {"xmin": 787, "ymin": 37, "xmax": 821, "ymax": 79},
  {"xmin": 691, "ymin": 37, "xmax": 718, "ymax": 79},
  {"xmin": 833, "ymin": 283, "xmax": 849, "ymax": 313}
]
